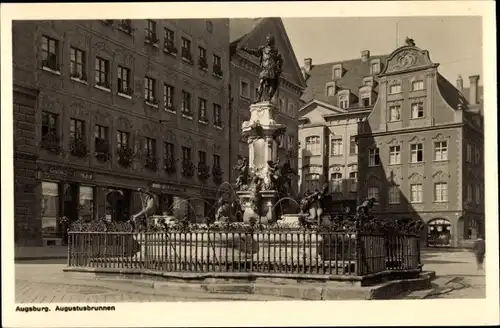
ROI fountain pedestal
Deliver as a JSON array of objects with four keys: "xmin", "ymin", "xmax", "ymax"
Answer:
[{"xmin": 238, "ymin": 101, "xmax": 285, "ymax": 225}]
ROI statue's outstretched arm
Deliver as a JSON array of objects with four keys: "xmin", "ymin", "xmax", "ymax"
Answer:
[{"xmin": 241, "ymin": 46, "xmax": 262, "ymax": 57}]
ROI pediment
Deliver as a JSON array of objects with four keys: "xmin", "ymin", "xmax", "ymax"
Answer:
[{"xmin": 381, "ymin": 46, "xmax": 436, "ymax": 76}]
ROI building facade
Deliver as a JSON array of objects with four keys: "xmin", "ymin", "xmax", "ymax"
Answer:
[
  {"xmin": 356, "ymin": 39, "xmax": 484, "ymax": 248},
  {"xmin": 298, "ymin": 51, "xmax": 389, "ymax": 212},
  {"xmin": 13, "ymin": 19, "xmax": 231, "ymax": 246},
  {"xmin": 229, "ymin": 18, "xmax": 306, "ymax": 195}
]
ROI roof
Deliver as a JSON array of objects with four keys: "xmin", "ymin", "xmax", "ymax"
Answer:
[
  {"xmin": 436, "ymin": 73, "xmax": 469, "ymax": 110},
  {"xmin": 229, "ymin": 18, "xmax": 264, "ymax": 44},
  {"xmin": 300, "ymin": 54, "xmax": 390, "ymax": 107}
]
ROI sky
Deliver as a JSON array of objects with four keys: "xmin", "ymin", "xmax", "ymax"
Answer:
[{"xmin": 282, "ymin": 16, "xmax": 483, "ymax": 87}]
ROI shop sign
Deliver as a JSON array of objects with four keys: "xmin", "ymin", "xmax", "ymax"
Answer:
[
  {"xmin": 45, "ymin": 166, "xmax": 93, "ymax": 180},
  {"xmin": 150, "ymin": 182, "xmax": 185, "ymax": 193}
]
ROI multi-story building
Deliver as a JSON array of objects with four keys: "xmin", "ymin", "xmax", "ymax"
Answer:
[
  {"xmin": 13, "ymin": 19, "xmax": 231, "ymax": 246},
  {"xmin": 229, "ymin": 18, "xmax": 306, "ymax": 195},
  {"xmin": 298, "ymin": 51, "xmax": 389, "ymax": 212},
  {"xmin": 357, "ymin": 38, "xmax": 484, "ymax": 248}
]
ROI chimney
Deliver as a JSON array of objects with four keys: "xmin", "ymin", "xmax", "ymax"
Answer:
[
  {"xmin": 469, "ymin": 75, "xmax": 480, "ymax": 104},
  {"xmin": 456, "ymin": 75, "xmax": 463, "ymax": 93},
  {"xmin": 361, "ymin": 50, "xmax": 370, "ymax": 62},
  {"xmin": 304, "ymin": 58, "xmax": 312, "ymax": 72}
]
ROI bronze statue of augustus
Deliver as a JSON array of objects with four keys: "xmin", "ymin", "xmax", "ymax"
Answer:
[{"xmin": 241, "ymin": 34, "xmax": 283, "ymax": 103}]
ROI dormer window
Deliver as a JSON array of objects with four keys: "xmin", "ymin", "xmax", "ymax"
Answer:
[
  {"xmin": 339, "ymin": 96, "xmax": 349, "ymax": 109},
  {"xmin": 332, "ymin": 64, "xmax": 343, "ymax": 79},
  {"xmin": 370, "ymin": 59, "xmax": 380, "ymax": 75},
  {"xmin": 338, "ymin": 90, "xmax": 350, "ymax": 109},
  {"xmin": 325, "ymin": 82, "xmax": 336, "ymax": 96},
  {"xmin": 363, "ymin": 76, "xmax": 374, "ymax": 87},
  {"xmin": 359, "ymin": 86, "xmax": 372, "ymax": 107}
]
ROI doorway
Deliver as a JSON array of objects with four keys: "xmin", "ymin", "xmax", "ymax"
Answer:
[{"xmin": 427, "ymin": 218, "xmax": 452, "ymax": 247}]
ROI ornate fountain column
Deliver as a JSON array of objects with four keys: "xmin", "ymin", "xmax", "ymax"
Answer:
[{"xmin": 238, "ymin": 101, "xmax": 286, "ymax": 224}]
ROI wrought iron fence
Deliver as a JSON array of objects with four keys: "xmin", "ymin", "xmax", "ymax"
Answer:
[{"xmin": 67, "ymin": 230, "xmax": 421, "ymax": 277}]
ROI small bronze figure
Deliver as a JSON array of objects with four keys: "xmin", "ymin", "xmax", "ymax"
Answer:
[
  {"xmin": 241, "ymin": 34, "xmax": 283, "ymax": 103},
  {"xmin": 234, "ymin": 156, "xmax": 249, "ymax": 190}
]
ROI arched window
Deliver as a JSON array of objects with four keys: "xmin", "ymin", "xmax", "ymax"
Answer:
[{"xmin": 330, "ymin": 173, "xmax": 343, "ymax": 193}]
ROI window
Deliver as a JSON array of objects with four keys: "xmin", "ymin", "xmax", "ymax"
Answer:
[
  {"xmin": 368, "ymin": 148, "xmax": 380, "ymax": 166},
  {"xmin": 475, "ymin": 185, "xmax": 481, "ymax": 204},
  {"xmin": 79, "ymin": 186, "xmax": 95, "ymax": 221},
  {"xmin": 41, "ymin": 111, "xmax": 58, "ymax": 138},
  {"xmin": 144, "ymin": 77, "xmax": 156, "ymax": 103},
  {"xmin": 70, "ymin": 118, "xmax": 85, "ymax": 140},
  {"xmin": 119, "ymin": 20, "xmax": 132, "ymax": 33},
  {"xmin": 434, "ymin": 141, "xmax": 448, "ymax": 161},
  {"xmin": 330, "ymin": 139, "xmax": 343, "ymax": 156},
  {"xmin": 145, "ymin": 20, "xmax": 157, "ymax": 43},
  {"xmin": 475, "ymin": 147, "xmax": 481, "ymax": 164},
  {"xmin": 164, "ymin": 142, "xmax": 175, "ymax": 165},
  {"xmin": 363, "ymin": 77, "xmax": 374, "ymax": 87},
  {"xmin": 288, "ymin": 135, "xmax": 295, "ymax": 149},
  {"xmin": 41, "ymin": 181, "xmax": 60, "ymax": 237},
  {"xmin": 349, "ymin": 136, "xmax": 357, "ymax": 155},
  {"xmin": 279, "ymin": 98, "xmax": 285, "ymax": 112},
  {"xmin": 95, "ymin": 57, "xmax": 110, "ymax": 88},
  {"xmin": 389, "ymin": 105, "xmax": 401, "ymax": 121},
  {"xmin": 305, "ymin": 136, "xmax": 321, "ymax": 155},
  {"xmin": 70, "ymin": 47, "xmax": 85, "ymax": 79},
  {"xmin": 213, "ymin": 154, "xmax": 220, "ymax": 168},
  {"xmin": 368, "ymin": 186, "xmax": 379, "ymax": 201},
  {"xmin": 198, "ymin": 98, "xmax": 207, "ymax": 121},
  {"xmin": 198, "ymin": 151, "xmax": 206, "ymax": 164},
  {"xmin": 330, "ymin": 173, "xmax": 343, "ymax": 193},
  {"xmin": 370, "ymin": 61, "xmax": 380, "ymax": 75},
  {"xmin": 466, "ymin": 144, "xmax": 472, "ymax": 162},
  {"xmin": 116, "ymin": 130, "xmax": 129, "ymax": 149},
  {"xmin": 410, "ymin": 143, "xmax": 424, "ymax": 163},
  {"xmin": 434, "ymin": 182, "xmax": 448, "ymax": 202},
  {"xmin": 117, "ymin": 66, "xmax": 131, "ymax": 95},
  {"xmin": 182, "ymin": 147, "xmax": 191, "ymax": 162},
  {"xmin": 410, "ymin": 184, "xmax": 423, "ymax": 203},
  {"xmin": 198, "ymin": 47, "xmax": 208, "ymax": 70},
  {"xmin": 213, "ymin": 103, "xmax": 222, "ymax": 127},
  {"xmin": 41, "ymin": 36, "xmax": 59, "ymax": 71},
  {"xmin": 361, "ymin": 97, "xmax": 370, "ymax": 107},
  {"xmin": 339, "ymin": 97, "xmax": 349, "ymax": 109},
  {"xmin": 164, "ymin": 84, "xmax": 174, "ymax": 110},
  {"xmin": 164, "ymin": 28, "xmax": 176, "ymax": 52},
  {"xmin": 305, "ymin": 173, "xmax": 321, "ymax": 193},
  {"xmin": 288, "ymin": 103, "xmax": 296, "ymax": 117},
  {"xmin": 240, "ymin": 80, "xmax": 250, "ymax": 98},
  {"xmin": 326, "ymin": 85, "xmax": 335, "ymax": 96},
  {"xmin": 388, "ymin": 185, "xmax": 400, "ymax": 204},
  {"xmin": 94, "ymin": 125, "xmax": 108, "ymax": 147},
  {"xmin": 467, "ymin": 184, "xmax": 473, "ymax": 203},
  {"xmin": 412, "ymin": 80, "xmax": 424, "ymax": 91},
  {"xmin": 411, "ymin": 101, "xmax": 424, "ymax": 118},
  {"xmin": 349, "ymin": 172, "xmax": 357, "ymax": 192},
  {"xmin": 333, "ymin": 67, "xmax": 341, "ymax": 78},
  {"xmin": 182, "ymin": 90, "xmax": 192, "ymax": 114},
  {"xmin": 181, "ymin": 37, "xmax": 192, "ymax": 61},
  {"xmin": 213, "ymin": 54, "xmax": 222, "ymax": 76},
  {"xmin": 389, "ymin": 145, "xmax": 401, "ymax": 165},
  {"xmin": 144, "ymin": 137, "xmax": 156, "ymax": 158},
  {"xmin": 389, "ymin": 84, "xmax": 401, "ymax": 94}
]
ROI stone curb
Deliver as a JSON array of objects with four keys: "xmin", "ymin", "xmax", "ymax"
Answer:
[{"xmin": 63, "ymin": 267, "xmax": 435, "ymax": 300}]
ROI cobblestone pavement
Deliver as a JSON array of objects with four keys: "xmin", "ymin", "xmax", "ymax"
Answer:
[
  {"xmin": 417, "ymin": 250, "xmax": 486, "ymax": 299},
  {"xmin": 14, "ymin": 261, "xmax": 289, "ymax": 303}
]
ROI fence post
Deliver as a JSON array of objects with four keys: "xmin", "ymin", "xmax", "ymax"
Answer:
[{"xmin": 67, "ymin": 232, "xmax": 71, "ymax": 267}]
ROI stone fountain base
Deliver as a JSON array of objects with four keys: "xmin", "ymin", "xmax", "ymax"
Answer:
[{"xmin": 237, "ymin": 190, "xmax": 279, "ymax": 225}]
